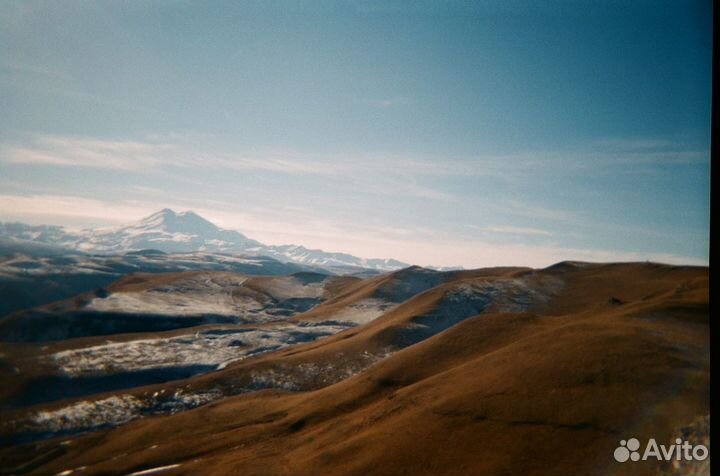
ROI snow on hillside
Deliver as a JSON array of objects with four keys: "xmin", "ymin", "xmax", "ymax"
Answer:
[
  {"xmin": 85, "ymin": 272, "xmax": 331, "ymax": 319},
  {"xmin": 0, "ymin": 251, "xmax": 313, "ymax": 319},
  {"xmin": 49, "ymin": 323, "xmax": 349, "ymax": 377}
]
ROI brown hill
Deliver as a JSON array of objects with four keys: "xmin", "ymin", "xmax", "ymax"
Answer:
[{"xmin": 0, "ymin": 262, "xmax": 709, "ymax": 476}]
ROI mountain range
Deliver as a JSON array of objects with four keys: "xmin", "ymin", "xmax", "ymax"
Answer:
[{"xmin": 0, "ymin": 208, "xmax": 446, "ymax": 273}]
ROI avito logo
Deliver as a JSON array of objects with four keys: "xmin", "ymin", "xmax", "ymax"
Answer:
[{"xmin": 614, "ymin": 437, "xmax": 708, "ymax": 463}]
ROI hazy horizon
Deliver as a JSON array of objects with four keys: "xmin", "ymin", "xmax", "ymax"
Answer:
[{"xmin": 1, "ymin": 1, "xmax": 711, "ymax": 268}]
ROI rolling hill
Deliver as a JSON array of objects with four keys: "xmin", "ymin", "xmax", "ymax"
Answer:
[{"xmin": 0, "ymin": 261, "xmax": 708, "ymax": 476}]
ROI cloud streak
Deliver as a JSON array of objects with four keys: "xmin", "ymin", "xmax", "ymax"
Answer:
[
  {"xmin": 0, "ymin": 134, "xmax": 461, "ymax": 202},
  {"xmin": 1, "ymin": 134, "xmax": 706, "ymax": 179},
  {"xmin": 472, "ymin": 225, "xmax": 554, "ymax": 237},
  {"xmin": 0, "ymin": 136, "xmax": 170, "ymax": 170}
]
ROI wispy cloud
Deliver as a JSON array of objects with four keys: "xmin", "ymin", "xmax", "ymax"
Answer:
[
  {"xmin": 17, "ymin": 136, "xmax": 416, "ymax": 179},
  {"xmin": 0, "ymin": 134, "xmax": 459, "ymax": 201},
  {"xmin": 2, "ymin": 133, "xmax": 706, "ymax": 178},
  {"xmin": 0, "ymin": 136, "xmax": 170, "ymax": 170},
  {"xmin": 0, "ymin": 135, "xmax": 346, "ymax": 175},
  {"xmin": 472, "ymin": 225, "xmax": 554, "ymax": 237},
  {"xmin": 0, "ymin": 194, "xmax": 157, "ymax": 225}
]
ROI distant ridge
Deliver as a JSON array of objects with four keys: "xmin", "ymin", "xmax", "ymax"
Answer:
[{"xmin": 0, "ymin": 209, "xmax": 453, "ymax": 272}]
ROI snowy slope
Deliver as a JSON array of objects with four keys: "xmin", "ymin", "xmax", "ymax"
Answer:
[
  {"xmin": 253, "ymin": 244, "xmax": 409, "ymax": 270},
  {"xmin": 0, "ymin": 249, "xmax": 315, "ymax": 317}
]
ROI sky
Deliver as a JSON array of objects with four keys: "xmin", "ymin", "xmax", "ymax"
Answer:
[{"xmin": 0, "ymin": 0, "xmax": 712, "ymax": 268}]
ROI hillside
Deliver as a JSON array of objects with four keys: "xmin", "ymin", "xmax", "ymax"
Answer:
[{"xmin": 0, "ymin": 261, "xmax": 708, "ymax": 475}]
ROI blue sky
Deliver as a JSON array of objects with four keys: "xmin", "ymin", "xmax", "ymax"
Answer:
[{"xmin": 0, "ymin": 0, "xmax": 712, "ymax": 267}]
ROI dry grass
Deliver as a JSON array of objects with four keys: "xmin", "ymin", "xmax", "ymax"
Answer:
[{"xmin": 0, "ymin": 262, "xmax": 709, "ymax": 476}]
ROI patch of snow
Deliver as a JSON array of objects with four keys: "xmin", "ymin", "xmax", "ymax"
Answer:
[
  {"xmin": 21, "ymin": 388, "xmax": 229, "ymax": 438},
  {"xmin": 246, "ymin": 350, "xmax": 391, "ymax": 391},
  {"xmin": 387, "ymin": 275, "xmax": 564, "ymax": 349},
  {"xmin": 50, "ymin": 324, "xmax": 350, "ymax": 377},
  {"xmin": 126, "ymin": 464, "xmax": 181, "ymax": 475},
  {"xmin": 30, "ymin": 395, "xmax": 143, "ymax": 432},
  {"xmin": 324, "ymin": 298, "xmax": 395, "ymax": 325},
  {"xmin": 86, "ymin": 274, "xmax": 250, "ymax": 317},
  {"xmin": 82, "ymin": 272, "xmax": 333, "ymax": 321},
  {"xmin": 154, "ymin": 388, "xmax": 223, "ymax": 414}
]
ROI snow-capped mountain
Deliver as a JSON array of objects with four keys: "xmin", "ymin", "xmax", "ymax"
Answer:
[
  {"xmin": 255, "ymin": 244, "xmax": 410, "ymax": 271},
  {"xmin": 0, "ymin": 209, "xmax": 414, "ymax": 272},
  {"xmin": 75, "ymin": 209, "xmax": 263, "ymax": 253}
]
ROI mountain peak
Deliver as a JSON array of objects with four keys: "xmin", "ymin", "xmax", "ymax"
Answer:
[
  {"xmin": 140, "ymin": 208, "xmax": 176, "ymax": 224},
  {"xmin": 137, "ymin": 209, "xmax": 219, "ymax": 233}
]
